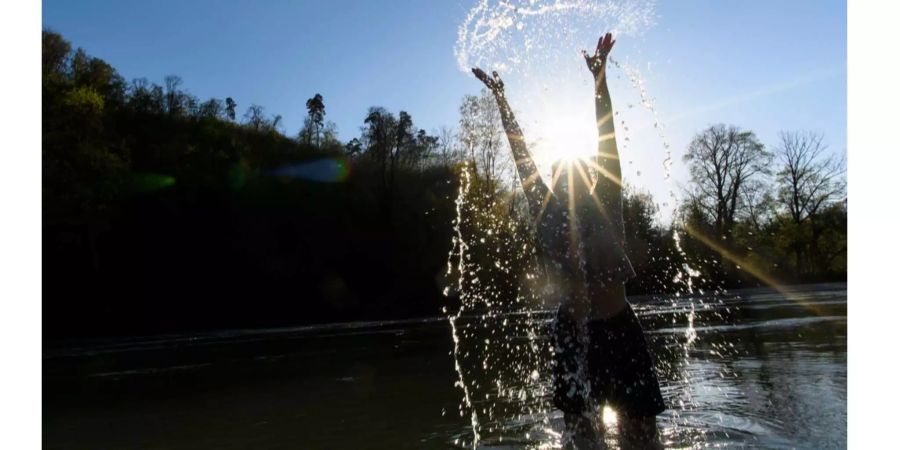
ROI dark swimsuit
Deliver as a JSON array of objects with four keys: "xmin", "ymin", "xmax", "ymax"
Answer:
[
  {"xmin": 551, "ymin": 302, "xmax": 666, "ymax": 417},
  {"xmin": 538, "ymin": 161, "xmax": 665, "ymax": 417}
]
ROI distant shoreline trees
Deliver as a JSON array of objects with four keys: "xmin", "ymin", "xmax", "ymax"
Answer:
[{"xmin": 678, "ymin": 125, "xmax": 846, "ymax": 288}]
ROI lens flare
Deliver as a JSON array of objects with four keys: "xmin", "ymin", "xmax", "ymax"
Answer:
[
  {"xmin": 269, "ymin": 158, "xmax": 349, "ymax": 183},
  {"xmin": 128, "ymin": 173, "xmax": 176, "ymax": 193}
]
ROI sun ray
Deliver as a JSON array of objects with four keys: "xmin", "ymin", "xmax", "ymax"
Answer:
[
  {"xmin": 519, "ymin": 168, "xmax": 544, "ymax": 190},
  {"xmin": 582, "ymin": 158, "xmax": 622, "ymax": 188},
  {"xmin": 572, "ymin": 160, "xmax": 613, "ymax": 224},
  {"xmin": 534, "ymin": 186, "xmax": 555, "ymax": 224},
  {"xmin": 565, "ymin": 162, "xmax": 580, "ymax": 255},
  {"xmin": 595, "ymin": 150, "xmax": 619, "ymax": 160},
  {"xmin": 596, "ymin": 110, "xmax": 613, "ymax": 129},
  {"xmin": 534, "ymin": 162, "xmax": 566, "ymax": 224},
  {"xmin": 681, "ymin": 224, "xmax": 826, "ymax": 315},
  {"xmin": 597, "ymin": 131, "xmax": 617, "ymax": 143}
]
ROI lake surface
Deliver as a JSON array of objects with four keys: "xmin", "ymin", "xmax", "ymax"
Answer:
[{"xmin": 44, "ymin": 283, "xmax": 846, "ymax": 449}]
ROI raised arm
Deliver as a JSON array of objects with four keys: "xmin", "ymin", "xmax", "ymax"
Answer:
[
  {"xmin": 582, "ymin": 33, "xmax": 623, "ymax": 204},
  {"xmin": 471, "ymin": 68, "xmax": 550, "ymax": 219},
  {"xmin": 471, "ymin": 68, "xmax": 572, "ymax": 268}
]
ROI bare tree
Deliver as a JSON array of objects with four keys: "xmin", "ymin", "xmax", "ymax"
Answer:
[
  {"xmin": 321, "ymin": 121, "xmax": 341, "ymax": 150},
  {"xmin": 458, "ymin": 89, "xmax": 510, "ymax": 200},
  {"xmin": 775, "ymin": 131, "xmax": 846, "ymax": 224},
  {"xmin": 243, "ymin": 104, "xmax": 268, "ymax": 131},
  {"xmin": 436, "ymin": 126, "xmax": 460, "ymax": 167},
  {"xmin": 740, "ymin": 179, "xmax": 775, "ymax": 233},
  {"xmin": 271, "ymin": 114, "xmax": 283, "ymax": 133},
  {"xmin": 683, "ymin": 124, "xmax": 772, "ymax": 242},
  {"xmin": 164, "ymin": 75, "xmax": 184, "ymax": 115},
  {"xmin": 774, "ymin": 130, "xmax": 846, "ymax": 275}
]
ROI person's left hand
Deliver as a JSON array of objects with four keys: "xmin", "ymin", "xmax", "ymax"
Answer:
[{"xmin": 471, "ymin": 68, "xmax": 505, "ymax": 95}]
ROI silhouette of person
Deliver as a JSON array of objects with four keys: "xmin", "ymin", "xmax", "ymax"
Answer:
[{"xmin": 473, "ymin": 32, "xmax": 665, "ymax": 448}]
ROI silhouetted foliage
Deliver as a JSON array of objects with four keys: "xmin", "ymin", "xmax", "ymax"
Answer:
[
  {"xmin": 43, "ymin": 31, "xmax": 845, "ymax": 338},
  {"xmin": 677, "ymin": 125, "xmax": 846, "ymax": 289},
  {"xmin": 303, "ymin": 93, "xmax": 325, "ymax": 146},
  {"xmin": 43, "ymin": 31, "xmax": 455, "ymax": 338}
]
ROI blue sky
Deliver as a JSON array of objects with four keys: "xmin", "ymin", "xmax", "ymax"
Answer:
[{"xmin": 43, "ymin": 0, "xmax": 846, "ymax": 218}]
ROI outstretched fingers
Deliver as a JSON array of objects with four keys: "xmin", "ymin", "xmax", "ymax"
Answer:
[
  {"xmin": 584, "ymin": 32, "xmax": 616, "ymax": 74},
  {"xmin": 596, "ymin": 33, "xmax": 607, "ymax": 56},
  {"xmin": 606, "ymin": 37, "xmax": 616, "ymax": 56},
  {"xmin": 596, "ymin": 32, "xmax": 615, "ymax": 57}
]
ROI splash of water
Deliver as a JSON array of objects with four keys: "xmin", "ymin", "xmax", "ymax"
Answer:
[
  {"xmin": 455, "ymin": 0, "xmax": 656, "ymax": 75},
  {"xmin": 447, "ymin": 0, "xmax": 734, "ymax": 447},
  {"xmin": 444, "ymin": 161, "xmax": 560, "ymax": 448},
  {"xmin": 456, "ymin": 0, "xmax": 657, "ymax": 169},
  {"xmin": 615, "ymin": 59, "xmax": 749, "ymax": 444},
  {"xmin": 445, "ymin": 164, "xmax": 482, "ymax": 445},
  {"xmin": 611, "ymin": 56, "xmax": 717, "ymax": 444}
]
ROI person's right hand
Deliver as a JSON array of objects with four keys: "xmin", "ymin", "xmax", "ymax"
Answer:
[
  {"xmin": 471, "ymin": 68, "xmax": 505, "ymax": 94},
  {"xmin": 582, "ymin": 32, "xmax": 616, "ymax": 80}
]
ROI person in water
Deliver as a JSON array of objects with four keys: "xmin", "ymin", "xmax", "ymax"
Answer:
[{"xmin": 472, "ymin": 32, "xmax": 666, "ymax": 447}]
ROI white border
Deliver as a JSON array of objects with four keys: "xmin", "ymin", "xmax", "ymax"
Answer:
[
  {"xmin": 0, "ymin": 0, "xmax": 42, "ymax": 448},
  {"xmin": 848, "ymin": 0, "xmax": 900, "ymax": 448},
  {"xmin": 2, "ymin": 0, "xmax": 892, "ymax": 448}
]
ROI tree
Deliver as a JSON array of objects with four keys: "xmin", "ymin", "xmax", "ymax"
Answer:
[
  {"xmin": 127, "ymin": 78, "xmax": 165, "ymax": 114},
  {"xmin": 411, "ymin": 129, "xmax": 439, "ymax": 170},
  {"xmin": 739, "ymin": 179, "xmax": 775, "ymax": 234},
  {"xmin": 243, "ymin": 104, "xmax": 268, "ymax": 131},
  {"xmin": 622, "ymin": 187, "xmax": 682, "ymax": 293},
  {"xmin": 198, "ymin": 98, "xmax": 224, "ymax": 119},
  {"xmin": 362, "ymin": 107, "xmax": 396, "ymax": 193},
  {"xmin": 345, "ymin": 138, "xmax": 363, "ymax": 157},
  {"xmin": 388, "ymin": 111, "xmax": 414, "ymax": 205},
  {"xmin": 42, "ymin": 29, "xmax": 71, "ymax": 76},
  {"xmin": 305, "ymin": 93, "xmax": 326, "ymax": 146},
  {"xmin": 457, "ymin": 89, "xmax": 509, "ymax": 201},
  {"xmin": 225, "ymin": 97, "xmax": 237, "ymax": 121},
  {"xmin": 774, "ymin": 131, "xmax": 846, "ymax": 276},
  {"xmin": 67, "ymin": 47, "xmax": 126, "ymax": 106},
  {"xmin": 359, "ymin": 107, "xmax": 435, "ymax": 218},
  {"xmin": 164, "ymin": 75, "xmax": 185, "ymax": 116},
  {"xmin": 436, "ymin": 126, "xmax": 460, "ymax": 167},
  {"xmin": 775, "ymin": 131, "xmax": 846, "ymax": 225},
  {"xmin": 320, "ymin": 121, "xmax": 342, "ymax": 151},
  {"xmin": 683, "ymin": 124, "xmax": 772, "ymax": 243},
  {"xmin": 271, "ymin": 114, "xmax": 283, "ymax": 133}
]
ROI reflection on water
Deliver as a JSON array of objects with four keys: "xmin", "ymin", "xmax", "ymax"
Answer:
[{"xmin": 44, "ymin": 283, "xmax": 846, "ymax": 449}]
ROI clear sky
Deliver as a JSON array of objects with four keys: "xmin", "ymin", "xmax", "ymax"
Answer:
[{"xmin": 43, "ymin": 0, "xmax": 846, "ymax": 220}]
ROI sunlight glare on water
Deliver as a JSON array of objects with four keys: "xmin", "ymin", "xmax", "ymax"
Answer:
[{"xmin": 601, "ymin": 406, "xmax": 618, "ymax": 427}]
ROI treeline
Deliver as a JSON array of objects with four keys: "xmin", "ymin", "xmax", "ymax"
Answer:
[
  {"xmin": 42, "ymin": 31, "xmax": 845, "ymax": 338},
  {"xmin": 43, "ymin": 30, "xmax": 459, "ymax": 338},
  {"xmin": 675, "ymin": 125, "xmax": 847, "ymax": 291}
]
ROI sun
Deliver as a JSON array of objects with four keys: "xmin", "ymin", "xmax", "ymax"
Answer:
[{"xmin": 525, "ymin": 98, "xmax": 599, "ymax": 170}]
